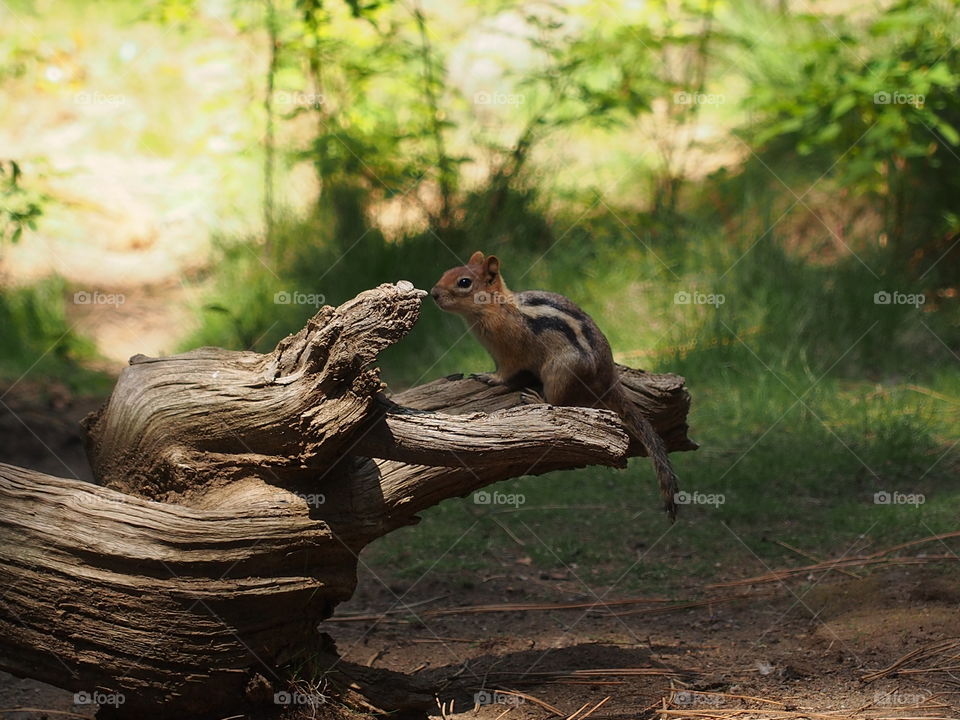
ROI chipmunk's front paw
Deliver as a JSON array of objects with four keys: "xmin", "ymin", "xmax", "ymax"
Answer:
[{"xmin": 468, "ymin": 372, "xmax": 499, "ymax": 385}]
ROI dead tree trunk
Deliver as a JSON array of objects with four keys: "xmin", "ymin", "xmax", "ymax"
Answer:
[{"xmin": 0, "ymin": 282, "xmax": 695, "ymax": 718}]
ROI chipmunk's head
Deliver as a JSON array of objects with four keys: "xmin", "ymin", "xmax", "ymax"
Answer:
[{"xmin": 430, "ymin": 250, "xmax": 510, "ymax": 316}]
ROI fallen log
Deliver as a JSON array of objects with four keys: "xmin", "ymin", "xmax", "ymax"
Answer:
[{"xmin": 0, "ymin": 281, "xmax": 695, "ymax": 718}]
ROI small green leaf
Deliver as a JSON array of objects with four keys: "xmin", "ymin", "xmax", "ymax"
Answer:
[
  {"xmin": 831, "ymin": 94, "xmax": 857, "ymax": 119},
  {"xmin": 935, "ymin": 120, "xmax": 960, "ymax": 146}
]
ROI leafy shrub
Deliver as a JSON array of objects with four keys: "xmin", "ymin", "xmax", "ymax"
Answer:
[{"xmin": 734, "ymin": 0, "xmax": 960, "ymax": 280}]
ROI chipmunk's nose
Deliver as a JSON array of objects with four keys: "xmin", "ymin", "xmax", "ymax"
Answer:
[{"xmin": 430, "ymin": 286, "xmax": 441, "ymax": 302}]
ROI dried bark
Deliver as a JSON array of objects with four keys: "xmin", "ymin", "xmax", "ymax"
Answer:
[{"xmin": 0, "ymin": 281, "xmax": 695, "ymax": 718}]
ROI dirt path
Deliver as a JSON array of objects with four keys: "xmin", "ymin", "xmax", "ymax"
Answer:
[
  {"xmin": 0, "ymin": 13, "xmax": 260, "ymax": 366},
  {"xmin": 1, "ymin": 204, "xmax": 210, "ymax": 365},
  {"xmin": 326, "ymin": 564, "xmax": 960, "ymax": 718}
]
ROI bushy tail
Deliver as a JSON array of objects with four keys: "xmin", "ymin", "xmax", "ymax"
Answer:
[{"xmin": 613, "ymin": 390, "xmax": 679, "ymax": 521}]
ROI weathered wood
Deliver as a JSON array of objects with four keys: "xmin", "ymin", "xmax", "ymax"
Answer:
[
  {"xmin": 353, "ymin": 398, "xmax": 631, "ymax": 468},
  {"xmin": 0, "ymin": 281, "xmax": 696, "ymax": 718},
  {"xmin": 82, "ymin": 283, "xmax": 427, "ymax": 503},
  {"xmin": 0, "ymin": 463, "xmax": 343, "ymax": 717},
  {"xmin": 388, "ymin": 366, "xmax": 697, "ymax": 456}
]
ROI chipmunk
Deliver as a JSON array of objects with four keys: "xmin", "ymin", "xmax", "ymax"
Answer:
[{"xmin": 431, "ymin": 251, "xmax": 680, "ymax": 520}]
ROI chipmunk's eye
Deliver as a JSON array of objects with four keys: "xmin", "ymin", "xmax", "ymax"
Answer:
[{"xmin": 457, "ymin": 277, "xmax": 472, "ymax": 289}]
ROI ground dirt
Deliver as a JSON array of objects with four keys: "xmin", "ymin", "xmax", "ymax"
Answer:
[
  {"xmin": 0, "ymin": 383, "xmax": 957, "ymax": 720},
  {"xmin": 322, "ymin": 563, "xmax": 960, "ymax": 719}
]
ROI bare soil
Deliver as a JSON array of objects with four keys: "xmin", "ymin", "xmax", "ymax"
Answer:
[{"xmin": 322, "ymin": 563, "xmax": 960, "ymax": 719}]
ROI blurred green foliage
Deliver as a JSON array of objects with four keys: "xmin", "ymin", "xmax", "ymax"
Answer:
[
  {"xmin": 0, "ymin": 277, "xmax": 107, "ymax": 390},
  {"xmin": 0, "ymin": 160, "xmax": 47, "ymax": 244},
  {"xmin": 733, "ymin": 0, "xmax": 960, "ymax": 273}
]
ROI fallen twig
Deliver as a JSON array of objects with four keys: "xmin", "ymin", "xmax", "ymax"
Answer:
[
  {"xmin": 861, "ymin": 638, "xmax": 960, "ymax": 682},
  {"xmin": 610, "ymin": 593, "xmax": 755, "ymax": 617},
  {"xmin": 577, "ymin": 696, "xmax": 611, "ymax": 720},
  {"xmin": 708, "ymin": 554, "xmax": 956, "ymax": 590},
  {"xmin": 423, "ymin": 596, "xmax": 672, "ymax": 617},
  {"xmin": 773, "ymin": 539, "xmax": 861, "ymax": 580}
]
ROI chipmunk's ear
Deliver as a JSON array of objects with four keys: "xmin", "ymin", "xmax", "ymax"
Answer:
[
  {"xmin": 468, "ymin": 251, "xmax": 485, "ymax": 265},
  {"xmin": 484, "ymin": 255, "xmax": 501, "ymax": 284}
]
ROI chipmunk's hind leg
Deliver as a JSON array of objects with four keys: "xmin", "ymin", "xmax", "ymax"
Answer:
[
  {"xmin": 500, "ymin": 369, "xmax": 545, "ymax": 399},
  {"xmin": 540, "ymin": 355, "xmax": 607, "ymax": 408}
]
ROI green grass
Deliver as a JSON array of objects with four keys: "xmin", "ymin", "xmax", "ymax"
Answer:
[
  {"xmin": 411, "ymin": 220, "xmax": 958, "ymax": 589},
  {"xmin": 0, "ymin": 276, "xmax": 111, "ymax": 393},
  {"xmin": 364, "ymin": 366, "xmax": 958, "ymax": 593}
]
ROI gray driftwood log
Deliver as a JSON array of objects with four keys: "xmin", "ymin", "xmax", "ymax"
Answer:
[{"xmin": 0, "ymin": 282, "xmax": 695, "ymax": 718}]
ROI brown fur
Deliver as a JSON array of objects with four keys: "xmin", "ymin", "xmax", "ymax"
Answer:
[{"xmin": 431, "ymin": 251, "xmax": 680, "ymax": 520}]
